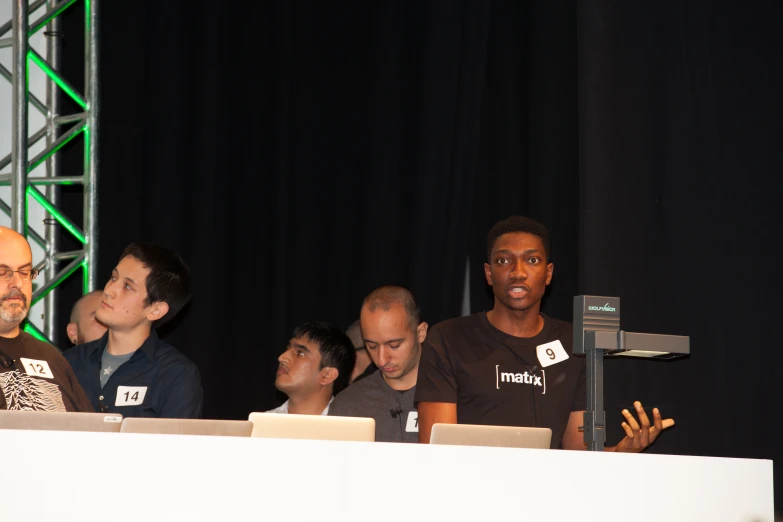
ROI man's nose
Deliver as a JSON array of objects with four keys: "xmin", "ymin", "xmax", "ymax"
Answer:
[
  {"xmin": 510, "ymin": 259, "xmax": 528, "ymax": 279},
  {"xmin": 278, "ymin": 351, "xmax": 289, "ymax": 363},
  {"xmin": 377, "ymin": 346, "xmax": 391, "ymax": 367},
  {"xmin": 8, "ymin": 271, "xmax": 23, "ymax": 288}
]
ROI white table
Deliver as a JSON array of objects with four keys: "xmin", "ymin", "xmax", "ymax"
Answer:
[{"xmin": 0, "ymin": 429, "xmax": 773, "ymax": 521}]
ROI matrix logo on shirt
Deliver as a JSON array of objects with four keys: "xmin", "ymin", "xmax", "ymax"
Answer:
[{"xmin": 495, "ymin": 365, "xmax": 546, "ymax": 394}]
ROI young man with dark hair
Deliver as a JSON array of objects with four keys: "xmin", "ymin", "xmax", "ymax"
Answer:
[
  {"xmin": 269, "ymin": 321, "xmax": 356, "ymax": 415},
  {"xmin": 416, "ymin": 216, "xmax": 674, "ymax": 451},
  {"xmin": 329, "ymin": 286, "xmax": 428, "ymax": 443},
  {"xmin": 0, "ymin": 227, "xmax": 93, "ymax": 412},
  {"xmin": 64, "ymin": 242, "xmax": 203, "ymax": 418}
]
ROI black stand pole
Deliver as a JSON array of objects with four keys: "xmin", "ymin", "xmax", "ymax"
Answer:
[{"xmin": 583, "ymin": 346, "xmax": 605, "ymax": 451}]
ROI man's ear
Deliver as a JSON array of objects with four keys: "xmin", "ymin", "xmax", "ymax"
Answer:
[
  {"xmin": 145, "ymin": 301, "xmax": 170, "ymax": 322},
  {"xmin": 66, "ymin": 323, "xmax": 78, "ymax": 345},
  {"xmin": 319, "ymin": 367, "xmax": 338, "ymax": 387},
  {"xmin": 484, "ymin": 262, "xmax": 493, "ymax": 286},
  {"xmin": 416, "ymin": 322, "xmax": 429, "ymax": 344}
]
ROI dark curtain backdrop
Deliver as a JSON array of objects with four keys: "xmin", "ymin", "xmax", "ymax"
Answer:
[{"xmin": 57, "ymin": 0, "xmax": 780, "ymax": 510}]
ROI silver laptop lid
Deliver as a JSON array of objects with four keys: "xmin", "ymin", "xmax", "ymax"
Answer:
[
  {"xmin": 120, "ymin": 417, "xmax": 253, "ymax": 437},
  {"xmin": 430, "ymin": 423, "xmax": 552, "ymax": 449},
  {"xmin": 248, "ymin": 412, "xmax": 375, "ymax": 442},
  {"xmin": 0, "ymin": 410, "xmax": 123, "ymax": 433}
]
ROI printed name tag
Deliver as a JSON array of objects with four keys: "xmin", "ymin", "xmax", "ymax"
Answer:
[
  {"xmin": 20, "ymin": 358, "xmax": 54, "ymax": 379},
  {"xmin": 536, "ymin": 340, "xmax": 569, "ymax": 368},
  {"xmin": 115, "ymin": 386, "xmax": 147, "ymax": 406},
  {"xmin": 405, "ymin": 411, "xmax": 419, "ymax": 433}
]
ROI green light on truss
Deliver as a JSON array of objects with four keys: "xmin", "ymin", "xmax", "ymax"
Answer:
[
  {"xmin": 28, "ymin": 51, "xmax": 87, "ymax": 110},
  {"xmin": 27, "ymin": 187, "xmax": 86, "ymax": 244},
  {"xmin": 83, "ymin": 261, "xmax": 90, "ymax": 295},
  {"xmin": 28, "ymin": 124, "xmax": 85, "ymax": 173},
  {"xmin": 31, "ymin": 259, "xmax": 84, "ymax": 308},
  {"xmin": 28, "ymin": 0, "xmax": 80, "ymax": 36},
  {"xmin": 24, "ymin": 322, "xmax": 53, "ymax": 346}
]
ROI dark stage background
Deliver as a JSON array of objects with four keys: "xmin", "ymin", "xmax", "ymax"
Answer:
[{"xmin": 53, "ymin": 0, "xmax": 780, "ymax": 510}]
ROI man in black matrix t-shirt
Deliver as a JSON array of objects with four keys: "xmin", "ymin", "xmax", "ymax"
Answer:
[{"xmin": 415, "ymin": 216, "xmax": 674, "ymax": 451}]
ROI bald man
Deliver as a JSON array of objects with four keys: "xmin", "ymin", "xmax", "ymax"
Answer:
[
  {"xmin": 329, "ymin": 286, "xmax": 427, "ymax": 442},
  {"xmin": 0, "ymin": 227, "xmax": 93, "ymax": 412},
  {"xmin": 66, "ymin": 290, "xmax": 107, "ymax": 345}
]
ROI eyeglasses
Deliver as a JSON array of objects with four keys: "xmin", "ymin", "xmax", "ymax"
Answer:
[{"xmin": 0, "ymin": 268, "xmax": 39, "ymax": 282}]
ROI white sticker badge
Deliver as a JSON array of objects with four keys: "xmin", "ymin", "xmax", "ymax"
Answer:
[
  {"xmin": 536, "ymin": 340, "xmax": 569, "ymax": 368},
  {"xmin": 115, "ymin": 386, "xmax": 148, "ymax": 407},
  {"xmin": 405, "ymin": 411, "xmax": 419, "ymax": 433},
  {"xmin": 20, "ymin": 358, "xmax": 54, "ymax": 379}
]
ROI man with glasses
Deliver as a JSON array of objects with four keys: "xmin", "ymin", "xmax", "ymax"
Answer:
[
  {"xmin": 0, "ymin": 226, "xmax": 93, "ymax": 411},
  {"xmin": 64, "ymin": 242, "xmax": 203, "ymax": 418}
]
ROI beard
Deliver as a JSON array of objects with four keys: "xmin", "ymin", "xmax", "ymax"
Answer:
[{"xmin": 0, "ymin": 289, "xmax": 29, "ymax": 324}]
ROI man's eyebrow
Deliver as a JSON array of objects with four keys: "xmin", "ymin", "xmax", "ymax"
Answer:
[
  {"xmin": 290, "ymin": 343, "xmax": 311, "ymax": 353},
  {"xmin": 0, "ymin": 263, "xmax": 32, "ymax": 269},
  {"xmin": 493, "ymin": 248, "xmax": 542, "ymax": 256},
  {"xmin": 112, "ymin": 267, "xmax": 137, "ymax": 288},
  {"xmin": 365, "ymin": 337, "xmax": 405, "ymax": 345}
]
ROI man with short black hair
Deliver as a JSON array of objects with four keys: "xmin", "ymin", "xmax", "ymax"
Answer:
[
  {"xmin": 0, "ymin": 226, "xmax": 92, "ymax": 412},
  {"xmin": 416, "ymin": 216, "xmax": 674, "ymax": 451},
  {"xmin": 66, "ymin": 290, "xmax": 107, "ymax": 346},
  {"xmin": 64, "ymin": 242, "xmax": 202, "ymax": 418},
  {"xmin": 329, "ymin": 286, "xmax": 427, "ymax": 443},
  {"xmin": 269, "ymin": 321, "xmax": 356, "ymax": 415}
]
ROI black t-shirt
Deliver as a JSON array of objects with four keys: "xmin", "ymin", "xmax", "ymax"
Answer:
[
  {"xmin": 0, "ymin": 331, "xmax": 94, "ymax": 412},
  {"xmin": 415, "ymin": 313, "xmax": 586, "ymax": 448}
]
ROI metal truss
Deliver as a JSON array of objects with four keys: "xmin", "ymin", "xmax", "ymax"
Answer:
[{"xmin": 0, "ymin": 0, "xmax": 99, "ymax": 345}]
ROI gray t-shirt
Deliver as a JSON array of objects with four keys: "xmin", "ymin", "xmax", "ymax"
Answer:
[
  {"xmin": 100, "ymin": 348, "xmax": 135, "ymax": 388},
  {"xmin": 328, "ymin": 370, "xmax": 418, "ymax": 443}
]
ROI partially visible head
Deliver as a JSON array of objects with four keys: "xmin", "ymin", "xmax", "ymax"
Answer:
[
  {"xmin": 345, "ymin": 319, "xmax": 372, "ymax": 383},
  {"xmin": 276, "ymin": 321, "xmax": 356, "ymax": 398},
  {"xmin": 484, "ymin": 216, "xmax": 554, "ymax": 313},
  {"xmin": 360, "ymin": 286, "xmax": 427, "ymax": 387},
  {"xmin": 95, "ymin": 242, "xmax": 191, "ymax": 332},
  {"xmin": 0, "ymin": 227, "xmax": 36, "ymax": 335},
  {"xmin": 345, "ymin": 319, "xmax": 363, "ymax": 348},
  {"xmin": 67, "ymin": 290, "xmax": 107, "ymax": 345}
]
